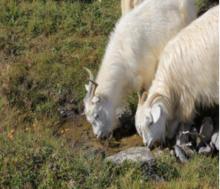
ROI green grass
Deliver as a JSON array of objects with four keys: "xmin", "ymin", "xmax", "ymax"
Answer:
[
  {"xmin": 0, "ymin": 0, "xmax": 120, "ymax": 126},
  {"xmin": 0, "ymin": 0, "xmax": 218, "ymax": 188},
  {"xmin": 0, "ymin": 130, "xmax": 218, "ymax": 189}
]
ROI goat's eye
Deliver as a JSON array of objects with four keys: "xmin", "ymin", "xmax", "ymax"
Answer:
[
  {"xmin": 146, "ymin": 117, "xmax": 153, "ymax": 126},
  {"xmin": 138, "ymin": 128, "xmax": 142, "ymax": 137},
  {"xmin": 94, "ymin": 114, "xmax": 99, "ymax": 120}
]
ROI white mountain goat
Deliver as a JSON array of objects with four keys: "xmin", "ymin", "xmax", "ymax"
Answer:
[
  {"xmin": 84, "ymin": 0, "xmax": 197, "ymax": 139},
  {"xmin": 135, "ymin": 6, "xmax": 219, "ymax": 148},
  {"xmin": 121, "ymin": 0, "xmax": 145, "ymax": 15}
]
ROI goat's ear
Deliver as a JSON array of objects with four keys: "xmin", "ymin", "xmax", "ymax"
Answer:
[
  {"xmin": 85, "ymin": 84, "xmax": 89, "ymax": 92},
  {"xmin": 151, "ymin": 104, "xmax": 162, "ymax": 123},
  {"xmin": 91, "ymin": 96, "xmax": 100, "ymax": 104}
]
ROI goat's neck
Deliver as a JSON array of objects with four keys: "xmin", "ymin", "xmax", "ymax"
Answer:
[
  {"xmin": 94, "ymin": 37, "xmax": 136, "ymax": 111},
  {"xmin": 95, "ymin": 66, "xmax": 129, "ymax": 110},
  {"xmin": 147, "ymin": 80, "xmax": 176, "ymax": 121}
]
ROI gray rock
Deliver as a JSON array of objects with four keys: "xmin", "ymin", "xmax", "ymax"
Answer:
[
  {"xmin": 176, "ymin": 123, "xmax": 197, "ymax": 148},
  {"xmin": 176, "ymin": 123, "xmax": 193, "ymax": 145},
  {"xmin": 174, "ymin": 145, "xmax": 188, "ymax": 163},
  {"xmin": 198, "ymin": 145, "xmax": 212, "ymax": 155},
  {"xmin": 176, "ymin": 131, "xmax": 191, "ymax": 146},
  {"xmin": 105, "ymin": 147, "xmax": 154, "ymax": 164},
  {"xmin": 211, "ymin": 132, "xmax": 219, "ymax": 150},
  {"xmin": 199, "ymin": 117, "xmax": 214, "ymax": 143}
]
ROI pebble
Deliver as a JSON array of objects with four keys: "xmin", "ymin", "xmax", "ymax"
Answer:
[
  {"xmin": 198, "ymin": 145, "xmax": 212, "ymax": 155},
  {"xmin": 211, "ymin": 132, "xmax": 219, "ymax": 150},
  {"xmin": 174, "ymin": 145, "xmax": 188, "ymax": 163}
]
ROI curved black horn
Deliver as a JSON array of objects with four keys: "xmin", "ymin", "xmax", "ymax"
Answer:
[{"xmin": 84, "ymin": 67, "xmax": 98, "ymax": 97}]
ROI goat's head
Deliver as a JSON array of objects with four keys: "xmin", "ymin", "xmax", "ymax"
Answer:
[
  {"xmin": 135, "ymin": 91, "xmax": 167, "ymax": 149},
  {"xmin": 83, "ymin": 68, "xmax": 114, "ymax": 139}
]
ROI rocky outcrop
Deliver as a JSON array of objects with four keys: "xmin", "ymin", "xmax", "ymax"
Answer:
[{"xmin": 105, "ymin": 147, "xmax": 154, "ymax": 164}]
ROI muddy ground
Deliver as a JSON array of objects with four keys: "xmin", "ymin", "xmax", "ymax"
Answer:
[{"xmin": 54, "ymin": 104, "xmax": 219, "ymax": 158}]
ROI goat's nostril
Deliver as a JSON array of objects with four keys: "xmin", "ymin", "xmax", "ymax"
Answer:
[
  {"xmin": 147, "ymin": 139, "xmax": 161, "ymax": 150},
  {"xmin": 147, "ymin": 139, "xmax": 154, "ymax": 150},
  {"xmin": 96, "ymin": 133, "xmax": 102, "ymax": 139},
  {"xmin": 99, "ymin": 134, "xmax": 108, "ymax": 140},
  {"xmin": 96, "ymin": 130, "xmax": 105, "ymax": 140},
  {"xmin": 96, "ymin": 131, "xmax": 112, "ymax": 140}
]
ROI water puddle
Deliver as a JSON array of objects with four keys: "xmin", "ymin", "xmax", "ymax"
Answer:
[{"xmin": 57, "ymin": 115, "xmax": 143, "ymax": 155}]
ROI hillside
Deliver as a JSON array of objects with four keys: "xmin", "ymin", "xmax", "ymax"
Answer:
[{"xmin": 0, "ymin": 0, "xmax": 218, "ymax": 188}]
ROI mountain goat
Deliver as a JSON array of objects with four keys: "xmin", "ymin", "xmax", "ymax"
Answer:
[
  {"xmin": 135, "ymin": 6, "xmax": 219, "ymax": 148},
  {"xmin": 121, "ymin": 0, "xmax": 145, "ymax": 15},
  {"xmin": 84, "ymin": 0, "xmax": 197, "ymax": 139}
]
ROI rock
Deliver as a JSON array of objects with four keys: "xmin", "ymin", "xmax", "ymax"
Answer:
[
  {"xmin": 176, "ymin": 123, "xmax": 197, "ymax": 148},
  {"xmin": 198, "ymin": 145, "xmax": 212, "ymax": 155},
  {"xmin": 176, "ymin": 123, "xmax": 192, "ymax": 145},
  {"xmin": 210, "ymin": 132, "xmax": 219, "ymax": 150},
  {"xmin": 105, "ymin": 147, "xmax": 154, "ymax": 164},
  {"xmin": 199, "ymin": 117, "xmax": 214, "ymax": 143},
  {"xmin": 174, "ymin": 145, "xmax": 188, "ymax": 163},
  {"xmin": 176, "ymin": 130, "xmax": 191, "ymax": 146}
]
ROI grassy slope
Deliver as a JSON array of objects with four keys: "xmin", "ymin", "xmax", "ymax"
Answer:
[
  {"xmin": 0, "ymin": 130, "xmax": 218, "ymax": 189},
  {"xmin": 0, "ymin": 0, "xmax": 119, "ymax": 127},
  {"xmin": 0, "ymin": 0, "xmax": 218, "ymax": 188}
]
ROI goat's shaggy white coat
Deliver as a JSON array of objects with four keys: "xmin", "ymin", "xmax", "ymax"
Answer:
[
  {"xmin": 146, "ymin": 5, "xmax": 218, "ymax": 121},
  {"xmin": 136, "ymin": 6, "xmax": 219, "ymax": 147},
  {"xmin": 96, "ymin": 0, "xmax": 197, "ymax": 109},
  {"xmin": 84, "ymin": 0, "xmax": 197, "ymax": 138}
]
